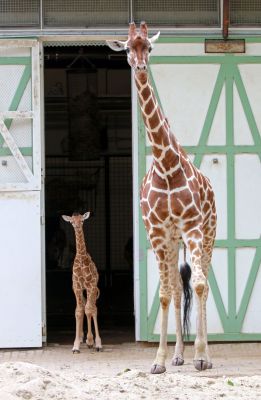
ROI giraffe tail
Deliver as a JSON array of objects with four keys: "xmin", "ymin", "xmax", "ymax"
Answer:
[{"xmin": 179, "ymin": 244, "xmax": 193, "ymax": 340}]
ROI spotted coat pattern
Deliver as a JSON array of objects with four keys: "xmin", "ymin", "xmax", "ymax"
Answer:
[
  {"xmin": 107, "ymin": 22, "xmax": 217, "ymax": 373},
  {"xmin": 62, "ymin": 212, "xmax": 102, "ymax": 353}
]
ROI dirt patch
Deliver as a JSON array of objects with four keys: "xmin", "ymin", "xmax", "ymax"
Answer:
[{"xmin": 0, "ymin": 343, "xmax": 261, "ymax": 399}]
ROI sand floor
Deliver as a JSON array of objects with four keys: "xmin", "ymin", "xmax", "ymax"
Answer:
[{"xmin": 1, "ymin": 342, "xmax": 261, "ymax": 399}]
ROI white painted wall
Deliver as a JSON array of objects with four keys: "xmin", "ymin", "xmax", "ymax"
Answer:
[{"xmin": 0, "ymin": 192, "xmax": 42, "ymax": 347}]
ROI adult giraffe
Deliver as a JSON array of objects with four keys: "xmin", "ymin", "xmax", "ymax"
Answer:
[{"xmin": 107, "ymin": 22, "xmax": 217, "ymax": 373}]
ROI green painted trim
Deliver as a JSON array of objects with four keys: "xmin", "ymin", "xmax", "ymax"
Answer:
[
  {"xmin": 147, "ymin": 283, "xmax": 160, "ymax": 336},
  {"xmin": 215, "ymin": 239, "xmax": 261, "ymax": 248},
  {"xmin": 146, "ymin": 239, "xmax": 261, "ymax": 249},
  {"xmin": 150, "ymin": 55, "xmax": 261, "ymax": 65},
  {"xmin": 245, "ymin": 37, "xmax": 261, "ymax": 43},
  {"xmin": 147, "ymin": 333, "xmax": 261, "ymax": 342},
  {"xmin": 156, "ymin": 37, "xmax": 261, "ymax": 44},
  {"xmin": 146, "ymin": 145, "xmax": 261, "ymax": 155},
  {"xmin": 236, "ymin": 246, "xmax": 261, "ymax": 330},
  {"xmin": 148, "ymin": 65, "xmax": 164, "ymax": 112},
  {"xmin": 0, "ymin": 57, "xmax": 31, "ymax": 65},
  {"xmin": 0, "ymin": 65, "xmax": 31, "ymax": 147},
  {"xmin": 225, "ymin": 65, "xmax": 237, "ymax": 327},
  {"xmin": 138, "ymin": 107, "xmax": 149, "ymax": 341},
  {"xmin": 193, "ymin": 65, "xmax": 225, "ymax": 168},
  {"xmin": 150, "ymin": 56, "xmax": 225, "ymax": 64},
  {"xmin": 157, "ymin": 37, "xmax": 206, "ymax": 44},
  {"xmin": 208, "ymin": 266, "xmax": 229, "ymax": 330},
  {"xmin": 233, "ymin": 66, "xmax": 261, "ymax": 162},
  {"xmin": 0, "ymin": 147, "xmax": 32, "ymax": 156}
]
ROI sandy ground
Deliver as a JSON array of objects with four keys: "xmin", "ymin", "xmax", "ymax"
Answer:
[{"xmin": 1, "ymin": 341, "xmax": 261, "ymax": 399}]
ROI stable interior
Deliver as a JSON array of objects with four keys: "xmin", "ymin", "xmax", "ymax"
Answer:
[{"xmin": 44, "ymin": 45, "xmax": 134, "ymax": 344}]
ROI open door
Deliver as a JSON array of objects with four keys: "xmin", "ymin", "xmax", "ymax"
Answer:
[{"xmin": 0, "ymin": 40, "xmax": 42, "ymax": 347}]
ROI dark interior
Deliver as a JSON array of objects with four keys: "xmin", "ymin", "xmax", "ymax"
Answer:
[{"xmin": 44, "ymin": 45, "xmax": 134, "ymax": 344}]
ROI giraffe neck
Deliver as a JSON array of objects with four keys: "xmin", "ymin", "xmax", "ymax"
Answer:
[
  {"xmin": 135, "ymin": 73, "xmax": 181, "ymax": 173},
  {"xmin": 74, "ymin": 227, "xmax": 87, "ymax": 257}
]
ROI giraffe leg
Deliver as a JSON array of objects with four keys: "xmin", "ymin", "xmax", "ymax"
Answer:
[
  {"xmin": 85, "ymin": 288, "xmax": 102, "ymax": 350},
  {"xmin": 199, "ymin": 238, "xmax": 216, "ymax": 369},
  {"xmin": 79, "ymin": 293, "xmax": 86, "ymax": 344},
  {"xmin": 93, "ymin": 313, "xmax": 102, "ymax": 351},
  {"xmin": 151, "ymin": 261, "xmax": 171, "ymax": 374},
  {"xmin": 72, "ymin": 300, "xmax": 85, "ymax": 353},
  {"xmin": 170, "ymin": 266, "xmax": 184, "ymax": 366},
  {"xmin": 185, "ymin": 233, "xmax": 210, "ymax": 370},
  {"xmin": 86, "ymin": 313, "xmax": 94, "ymax": 348}
]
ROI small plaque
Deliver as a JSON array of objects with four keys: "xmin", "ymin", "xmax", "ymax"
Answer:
[{"xmin": 205, "ymin": 39, "xmax": 245, "ymax": 53}]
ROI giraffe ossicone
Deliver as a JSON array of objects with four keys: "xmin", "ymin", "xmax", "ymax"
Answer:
[
  {"xmin": 62, "ymin": 211, "xmax": 102, "ymax": 353},
  {"xmin": 107, "ymin": 22, "xmax": 217, "ymax": 373}
]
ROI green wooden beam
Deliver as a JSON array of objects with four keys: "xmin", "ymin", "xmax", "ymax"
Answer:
[
  {"xmin": 235, "ymin": 246, "xmax": 261, "ymax": 330},
  {"xmin": 0, "ymin": 147, "xmax": 32, "ymax": 156},
  {"xmin": 233, "ymin": 66, "xmax": 261, "ymax": 162},
  {"xmin": 147, "ymin": 332, "xmax": 261, "ymax": 342},
  {"xmin": 146, "ymin": 145, "xmax": 261, "ymax": 155},
  {"xmin": 208, "ymin": 266, "xmax": 229, "ymax": 331},
  {"xmin": 138, "ymin": 108, "xmax": 149, "ymax": 341},
  {"xmin": 0, "ymin": 57, "xmax": 31, "ymax": 65},
  {"xmin": 0, "ymin": 65, "xmax": 31, "ymax": 148},
  {"xmin": 193, "ymin": 65, "xmax": 225, "ymax": 168},
  {"xmin": 150, "ymin": 55, "xmax": 261, "ymax": 65}
]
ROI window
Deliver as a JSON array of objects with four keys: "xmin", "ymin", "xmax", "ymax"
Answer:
[
  {"xmin": 230, "ymin": 0, "xmax": 261, "ymax": 26},
  {"xmin": 0, "ymin": 0, "xmax": 40, "ymax": 27},
  {"xmin": 133, "ymin": 0, "xmax": 220, "ymax": 26},
  {"xmin": 43, "ymin": 0, "xmax": 129, "ymax": 27}
]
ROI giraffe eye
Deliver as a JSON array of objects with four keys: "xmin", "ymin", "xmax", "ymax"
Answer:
[
  {"xmin": 148, "ymin": 46, "xmax": 152, "ymax": 53},
  {"xmin": 126, "ymin": 48, "xmax": 130, "ymax": 54}
]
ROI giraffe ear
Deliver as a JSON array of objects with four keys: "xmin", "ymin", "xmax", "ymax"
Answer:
[
  {"xmin": 149, "ymin": 31, "xmax": 160, "ymax": 46},
  {"xmin": 62, "ymin": 215, "xmax": 71, "ymax": 223},
  {"xmin": 83, "ymin": 211, "xmax": 91, "ymax": 220},
  {"xmin": 106, "ymin": 40, "xmax": 127, "ymax": 52}
]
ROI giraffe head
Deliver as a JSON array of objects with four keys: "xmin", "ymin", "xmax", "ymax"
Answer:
[
  {"xmin": 62, "ymin": 211, "xmax": 90, "ymax": 230},
  {"xmin": 106, "ymin": 22, "xmax": 160, "ymax": 77}
]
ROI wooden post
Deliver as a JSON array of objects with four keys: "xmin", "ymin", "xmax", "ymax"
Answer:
[{"xmin": 223, "ymin": 0, "xmax": 230, "ymax": 40}]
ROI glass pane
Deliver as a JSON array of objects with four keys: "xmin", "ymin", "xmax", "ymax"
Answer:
[
  {"xmin": 44, "ymin": 0, "xmax": 129, "ymax": 27},
  {"xmin": 230, "ymin": 0, "xmax": 261, "ymax": 25},
  {"xmin": 0, "ymin": 0, "xmax": 40, "ymax": 27},
  {"xmin": 133, "ymin": 0, "xmax": 220, "ymax": 26}
]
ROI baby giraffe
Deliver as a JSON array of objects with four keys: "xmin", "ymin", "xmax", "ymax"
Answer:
[{"xmin": 62, "ymin": 211, "xmax": 102, "ymax": 353}]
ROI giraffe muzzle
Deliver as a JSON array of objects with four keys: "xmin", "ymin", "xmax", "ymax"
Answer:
[{"xmin": 136, "ymin": 63, "xmax": 147, "ymax": 71}]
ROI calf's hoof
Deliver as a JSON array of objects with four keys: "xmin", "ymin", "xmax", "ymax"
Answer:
[
  {"xmin": 150, "ymin": 364, "xmax": 166, "ymax": 374},
  {"xmin": 172, "ymin": 356, "xmax": 184, "ymax": 366},
  {"xmin": 193, "ymin": 359, "xmax": 209, "ymax": 371},
  {"xmin": 72, "ymin": 349, "xmax": 80, "ymax": 354}
]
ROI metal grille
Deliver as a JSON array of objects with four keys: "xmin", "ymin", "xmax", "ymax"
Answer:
[
  {"xmin": 43, "ymin": 0, "xmax": 129, "ymax": 27},
  {"xmin": 0, "ymin": 0, "xmax": 40, "ymax": 27},
  {"xmin": 133, "ymin": 0, "xmax": 220, "ymax": 26},
  {"xmin": 230, "ymin": 0, "xmax": 261, "ymax": 25}
]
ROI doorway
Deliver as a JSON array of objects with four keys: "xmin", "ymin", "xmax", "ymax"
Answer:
[{"xmin": 44, "ymin": 45, "xmax": 134, "ymax": 344}]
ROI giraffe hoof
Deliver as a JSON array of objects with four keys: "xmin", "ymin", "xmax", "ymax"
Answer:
[
  {"xmin": 150, "ymin": 364, "xmax": 166, "ymax": 374},
  {"xmin": 172, "ymin": 357, "xmax": 184, "ymax": 366},
  {"xmin": 206, "ymin": 362, "xmax": 213, "ymax": 369},
  {"xmin": 87, "ymin": 345, "xmax": 93, "ymax": 349},
  {"xmin": 96, "ymin": 346, "xmax": 103, "ymax": 352},
  {"xmin": 72, "ymin": 349, "xmax": 80, "ymax": 354},
  {"xmin": 193, "ymin": 359, "xmax": 208, "ymax": 371}
]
